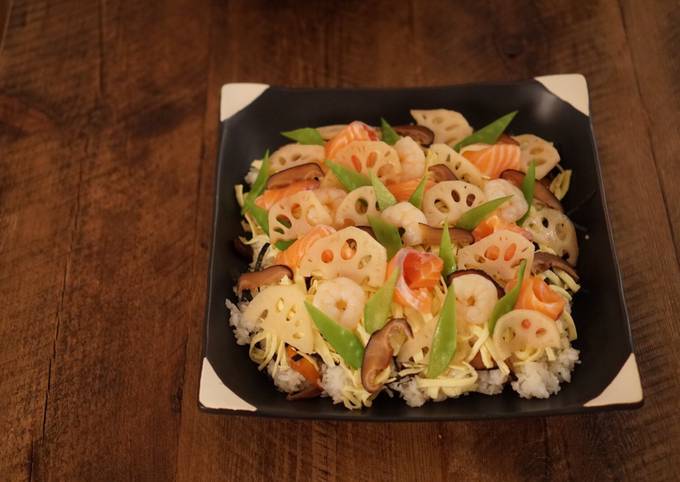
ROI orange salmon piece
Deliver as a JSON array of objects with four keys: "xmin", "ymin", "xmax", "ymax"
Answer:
[
  {"xmin": 462, "ymin": 144, "xmax": 521, "ymax": 179},
  {"xmin": 275, "ymin": 225, "xmax": 335, "ymax": 269},
  {"xmin": 254, "ymin": 179, "xmax": 319, "ymax": 210}
]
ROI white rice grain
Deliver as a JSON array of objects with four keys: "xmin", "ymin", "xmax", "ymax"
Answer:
[
  {"xmin": 476, "ymin": 369, "xmax": 508, "ymax": 395},
  {"xmin": 390, "ymin": 377, "xmax": 428, "ymax": 407},
  {"xmin": 225, "ymin": 298, "xmax": 257, "ymax": 345},
  {"xmin": 267, "ymin": 361, "xmax": 304, "ymax": 394},
  {"xmin": 320, "ymin": 364, "xmax": 348, "ymax": 405}
]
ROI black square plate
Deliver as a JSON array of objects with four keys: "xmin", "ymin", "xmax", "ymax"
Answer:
[{"xmin": 199, "ymin": 75, "xmax": 643, "ymax": 420}]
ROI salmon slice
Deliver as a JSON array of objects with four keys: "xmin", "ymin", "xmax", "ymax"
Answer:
[
  {"xmin": 462, "ymin": 144, "xmax": 521, "ymax": 179},
  {"xmin": 387, "ymin": 248, "xmax": 443, "ymax": 312},
  {"xmin": 386, "ymin": 178, "xmax": 435, "ymax": 202},
  {"xmin": 275, "ymin": 225, "xmax": 335, "ymax": 269},
  {"xmin": 512, "ymin": 276, "xmax": 566, "ymax": 320},
  {"xmin": 254, "ymin": 179, "xmax": 319, "ymax": 210},
  {"xmin": 325, "ymin": 121, "xmax": 378, "ymax": 160},
  {"xmin": 472, "ymin": 214, "xmax": 533, "ymax": 242}
]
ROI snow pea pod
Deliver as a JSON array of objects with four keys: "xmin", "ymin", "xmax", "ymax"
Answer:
[
  {"xmin": 454, "ymin": 111, "xmax": 518, "ymax": 152},
  {"xmin": 326, "ymin": 159, "xmax": 371, "ymax": 191},
  {"xmin": 517, "ymin": 160, "xmax": 536, "ymax": 225},
  {"xmin": 368, "ymin": 214, "xmax": 402, "ymax": 259},
  {"xmin": 438, "ymin": 221, "xmax": 456, "ymax": 276},
  {"xmin": 426, "ymin": 280, "xmax": 457, "ymax": 378},
  {"xmin": 407, "ymin": 172, "xmax": 428, "ymax": 209},
  {"xmin": 364, "ymin": 268, "xmax": 400, "ymax": 334},
  {"xmin": 281, "ymin": 127, "xmax": 324, "ymax": 145},
  {"xmin": 380, "ymin": 118, "xmax": 400, "ymax": 145},
  {"xmin": 242, "ymin": 149, "xmax": 270, "ymax": 214},
  {"xmin": 305, "ymin": 302, "xmax": 364, "ymax": 369},
  {"xmin": 371, "ymin": 171, "xmax": 397, "ymax": 210},
  {"xmin": 455, "ymin": 196, "xmax": 512, "ymax": 231},
  {"xmin": 488, "ymin": 259, "xmax": 527, "ymax": 333}
]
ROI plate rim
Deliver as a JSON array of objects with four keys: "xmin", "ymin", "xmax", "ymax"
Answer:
[{"xmin": 200, "ymin": 75, "xmax": 644, "ymax": 419}]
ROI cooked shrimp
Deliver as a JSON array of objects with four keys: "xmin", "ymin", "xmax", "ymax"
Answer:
[
  {"xmin": 312, "ymin": 277, "xmax": 366, "ymax": 330},
  {"xmin": 314, "ymin": 188, "xmax": 346, "ymax": 217},
  {"xmin": 381, "ymin": 202, "xmax": 428, "ymax": 246},
  {"xmin": 483, "ymin": 179, "xmax": 528, "ymax": 223},
  {"xmin": 461, "ymin": 143, "xmax": 521, "ymax": 179},
  {"xmin": 451, "ymin": 273, "xmax": 499, "ymax": 326},
  {"xmin": 394, "ymin": 136, "xmax": 426, "ymax": 181}
]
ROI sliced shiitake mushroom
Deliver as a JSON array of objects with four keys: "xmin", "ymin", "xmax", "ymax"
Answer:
[
  {"xmin": 286, "ymin": 383, "xmax": 323, "ymax": 401},
  {"xmin": 500, "ymin": 169, "xmax": 563, "ymax": 212},
  {"xmin": 532, "ymin": 251, "xmax": 579, "ymax": 280},
  {"xmin": 266, "ymin": 162, "xmax": 324, "ymax": 189},
  {"xmin": 233, "ymin": 237, "xmax": 253, "ymax": 260},
  {"xmin": 361, "ymin": 318, "xmax": 413, "ymax": 393},
  {"xmin": 428, "ymin": 164, "xmax": 457, "ymax": 182},
  {"xmin": 414, "ymin": 223, "xmax": 474, "ymax": 247},
  {"xmin": 237, "ymin": 264, "xmax": 293, "ymax": 293},
  {"xmin": 447, "ymin": 268, "xmax": 505, "ymax": 298},
  {"xmin": 393, "ymin": 125, "xmax": 435, "ymax": 146},
  {"xmin": 469, "ymin": 351, "xmax": 497, "ymax": 370}
]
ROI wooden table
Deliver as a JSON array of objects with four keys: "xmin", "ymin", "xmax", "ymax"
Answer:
[{"xmin": 1, "ymin": 1, "xmax": 679, "ymax": 480}]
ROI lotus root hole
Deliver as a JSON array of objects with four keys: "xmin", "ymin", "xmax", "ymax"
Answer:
[
  {"xmin": 358, "ymin": 255, "xmax": 372, "ymax": 269},
  {"xmin": 355, "ymin": 198, "xmax": 369, "ymax": 214},
  {"xmin": 341, "ymin": 238, "xmax": 357, "ymax": 260},
  {"xmin": 321, "ymin": 250, "xmax": 334, "ymax": 263},
  {"xmin": 366, "ymin": 152, "xmax": 377, "ymax": 168},
  {"xmin": 504, "ymin": 243, "xmax": 517, "ymax": 261},
  {"xmin": 485, "ymin": 245, "xmax": 500, "ymax": 261},
  {"xmin": 451, "ymin": 189, "xmax": 461, "ymax": 202},
  {"xmin": 351, "ymin": 155, "xmax": 361, "ymax": 172},
  {"xmin": 435, "ymin": 199, "xmax": 449, "ymax": 214},
  {"xmin": 291, "ymin": 204, "xmax": 302, "ymax": 219},
  {"xmin": 466, "ymin": 194, "xmax": 476, "ymax": 206},
  {"xmin": 521, "ymin": 319, "xmax": 531, "ymax": 329}
]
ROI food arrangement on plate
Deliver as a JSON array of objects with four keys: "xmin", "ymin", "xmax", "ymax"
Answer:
[{"xmin": 227, "ymin": 109, "xmax": 581, "ymax": 410}]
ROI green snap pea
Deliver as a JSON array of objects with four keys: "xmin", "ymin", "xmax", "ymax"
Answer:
[
  {"xmin": 380, "ymin": 118, "xmax": 400, "ymax": 145},
  {"xmin": 517, "ymin": 160, "xmax": 536, "ymax": 225},
  {"xmin": 305, "ymin": 302, "xmax": 364, "ymax": 369},
  {"xmin": 364, "ymin": 268, "xmax": 400, "ymax": 334},
  {"xmin": 488, "ymin": 259, "xmax": 527, "ymax": 333},
  {"xmin": 326, "ymin": 159, "xmax": 371, "ymax": 191},
  {"xmin": 438, "ymin": 221, "xmax": 456, "ymax": 276},
  {"xmin": 455, "ymin": 196, "xmax": 512, "ymax": 231},
  {"xmin": 242, "ymin": 150, "xmax": 270, "ymax": 214},
  {"xmin": 371, "ymin": 171, "xmax": 397, "ymax": 211},
  {"xmin": 367, "ymin": 214, "xmax": 402, "ymax": 259},
  {"xmin": 281, "ymin": 127, "xmax": 324, "ymax": 145},
  {"xmin": 274, "ymin": 239, "xmax": 294, "ymax": 251},
  {"xmin": 454, "ymin": 111, "xmax": 518, "ymax": 152},
  {"xmin": 426, "ymin": 280, "xmax": 457, "ymax": 378},
  {"xmin": 408, "ymin": 171, "xmax": 428, "ymax": 209},
  {"xmin": 244, "ymin": 201, "xmax": 269, "ymax": 233}
]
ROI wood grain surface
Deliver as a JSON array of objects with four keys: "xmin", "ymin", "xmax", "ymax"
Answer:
[{"xmin": 1, "ymin": 0, "xmax": 679, "ymax": 480}]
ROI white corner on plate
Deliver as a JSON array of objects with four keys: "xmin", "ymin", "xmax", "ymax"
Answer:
[
  {"xmin": 535, "ymin": 74, "xmax": 590, "ymax": 117},
  {"xmin": 584, "ymin": 353, "xmax": 643, "ymax": 407},
  {"xmin": 199, "ymin": 357, "xmax": 257, "ymax": 411},
  {"xmin": 220, "ymin": 83, "xmax": 269, "ymax": 121}
]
